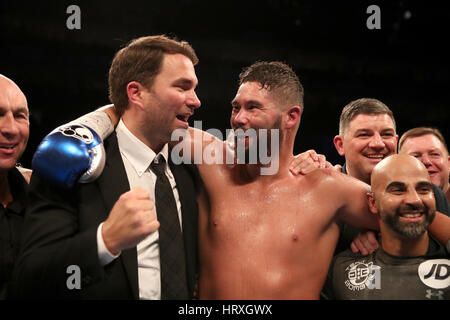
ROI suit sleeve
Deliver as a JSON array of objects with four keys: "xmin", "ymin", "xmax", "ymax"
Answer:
[{"xmin": 12, "ymin": 173, "xmax": 107, "ymax": 299}]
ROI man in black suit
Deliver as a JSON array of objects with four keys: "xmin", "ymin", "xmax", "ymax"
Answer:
[
  {"xmin": 14, "ymin": 35, "xmax": 201, "ymax": 299},
  {"xmin": 0, "ymin": 75, "xmax": 31, "ymax": 299}
]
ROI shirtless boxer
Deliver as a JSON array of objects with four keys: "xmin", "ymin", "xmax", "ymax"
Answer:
[{"xmin": 188, "ymin": 62, "xmax": 380, "ymax": 299}]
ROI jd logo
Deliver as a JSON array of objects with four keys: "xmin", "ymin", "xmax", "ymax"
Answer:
[{"xmin": 418, "ymin": 259, "xmax": 450, "ymax": 289}]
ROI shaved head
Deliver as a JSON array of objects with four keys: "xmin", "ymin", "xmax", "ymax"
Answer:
[
  {"xmin": 369, "ymin": 154, "xmax": 436, "ymax": 239},
  {"xmin": 0, "ymin": 75, "xmax": 28, "ymax": 108},
  {"xmin": 0, "ymin": 74, "xmax": 29, "ymax": 173},
  {"xmin": 371, "ymin": 154, "xmax": 431, "ymax": 193}
]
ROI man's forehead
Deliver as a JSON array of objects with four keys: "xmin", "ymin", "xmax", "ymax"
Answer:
[
  {"xmin": 373, "ymin": 156, "xmax": 430, "ymax": 188},
  {"xmin": 402, "ymin": 134, "xmax": 446, "ymax": 153},
  {"xmin": 348, "ymin": 113, "xmax": 395, "ymax": 130},
  {"xmin": 161, "ymin": 53, "xmax": 197, "ymax": 78},
  {"xmin": 233, "ymin": 82, "xmax": 272, "ymax": 103},
  {"xmin": 0, "ymin": 79, "xmax": 28, "ymax": 110},
  {"xmin": 384, "ymin": 167, "xmax": 430, "ymax": 182}
]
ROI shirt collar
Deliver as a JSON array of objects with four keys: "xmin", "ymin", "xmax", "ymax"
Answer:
[
  {"xmin": 6, "ymin": 167, "xmax": 28, "ymax": 215},
  {"xmin": 116, "ymin": 119, "xmax": 169, "ymax": 177}
]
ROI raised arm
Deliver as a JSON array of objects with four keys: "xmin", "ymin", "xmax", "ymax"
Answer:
[{"xmin": 334, "ymin": 172, "xmax": 379, "ymax": 231}]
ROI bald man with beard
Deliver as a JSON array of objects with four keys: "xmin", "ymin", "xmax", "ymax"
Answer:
[
  {"xmin": 0, "ymin": 75, "xmax": 31, "ymax": 299},
  {"xmin": 323, "ymin": 154, "xmax": 450, "ymax": 300}
]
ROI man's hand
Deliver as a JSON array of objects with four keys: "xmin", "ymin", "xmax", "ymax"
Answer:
[
  {"xmin": 350, "ymin": 231, "xmax": 379, "ymax": 256},
  {"xmin": 102, "ymin": 187, "xmax": 160, "ymax": 255},
  {"xmin": 289, "ymin": 149, "xmax": 332, "ymax": 175}
]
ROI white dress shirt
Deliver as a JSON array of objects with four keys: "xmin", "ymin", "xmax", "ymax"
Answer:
[{"xmin": 96, "ymin": 119, "xmax": 183, "ymax": 300}]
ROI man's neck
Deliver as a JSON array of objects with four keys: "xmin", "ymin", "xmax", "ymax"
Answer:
[
  {"xmin": 240, "ymin": 151, "xmax": 291, "ymax": 182},
  {"xmin": 345, "ymin": 164, "xmax": 371, "ymax": 184},
  {"xmin": 121, "ymin": 116, "xmax": 166, "ymax": 154},
  {"xmin": 381, "ymin": 229, "xmax": 430, "ymax": 257},
  {"xmin": 445, "ymin": 184, "xmax": 450, "ymax": 203}
]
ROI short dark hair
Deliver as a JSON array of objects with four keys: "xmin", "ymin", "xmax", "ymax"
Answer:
[
  {"xmin": 108, "ymin": 35, "xmax": 198, "ymax": 114},
  {"xmin": 339, "ymin": 98, "xmax": 396, "ymax": 136},
  {"xmin": 399, "ymin": 127, "xmax": 448, "ymax": 154},
  {"xmin": 238, "ymin": 61, "xmax": 304, "ymax": 111}
]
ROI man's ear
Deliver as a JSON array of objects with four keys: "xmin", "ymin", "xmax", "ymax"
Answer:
[
  {"xmin": 333, "ymin": 135, "xmax": 345, "ymax": 156},
  {"xmin": 447, "ymin": 155, "xmax": 450, "ymax": 175},
  {"xmin": 126, "ymin": 81, "xmax": 146, "ymax": 110},
  {"xmin": 285, "ymin": 105, "xmax": 302, "ymax": 129},
  {"xmin": 367, "ymin": 192, "xmax": 379, "ymax": 216}
]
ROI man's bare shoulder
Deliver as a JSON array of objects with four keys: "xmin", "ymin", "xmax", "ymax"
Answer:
[
  {"xmin": 298, "ymin": 168, "xmax": 370, "ymax": 193},
  {"xmin": 297, "ymin": 167, "xmax": 341, "ymax": 185}
]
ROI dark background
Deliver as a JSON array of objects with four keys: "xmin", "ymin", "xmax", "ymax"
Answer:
[{"xmin": 1, "ymin": 0, "xmax": 449, "ymax": 168}]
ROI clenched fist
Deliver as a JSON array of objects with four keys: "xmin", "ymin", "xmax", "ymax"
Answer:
[{"xmin": 102, "ymin": 187, "xmax": 160, "ymax": 255}]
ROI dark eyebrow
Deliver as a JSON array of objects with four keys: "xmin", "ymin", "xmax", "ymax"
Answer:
[
  {"xmin": 16, "ymin": 106, "xmax": 29, "ymax": 114},
  {"xmin": 354, "ymin": 128, "xmax": 395, "ymax": 134},
  {"xmin": 353, "ymin": 128, "xmax": 372, "ymax": 134},
  {"xmin": 232, "ymin": 99, "xmax": 262, "ymax": 105},
  {"xmin": 246, "ymin": 100, "xmax": 263, "ymax": 106},
  {"xmin": 416, "ymin": 181, "xmax": 433, "ymax": 189},
  {"xmin": 386, "ymin": 181, "xmax": 433, "ymax": 190},
  {"xmin": 380, "ymin": 128, "xmax": 396, "ymax": 135},
  {"xmin": 385, "ymin": 181, "xmax": 405, "ymax": 190},
  {"xmin": 231, "ymin": 99, "xmax": 263, "ymax": 109},
  {"xmin": 0, "ymin": 105, "xmax": 29, "ymax": 115},
  {"xmin": 173, "ymin": 77, "xmax": 197, "ymax": 88}
]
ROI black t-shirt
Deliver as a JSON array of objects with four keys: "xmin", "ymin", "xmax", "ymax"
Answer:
[
  {"xmin": 323, "ymin": 237, "xmax": 450, "ymax": 300},
  {"xmin": 0, "ymin": 167, "xmax": 28, "ymax": 299}
]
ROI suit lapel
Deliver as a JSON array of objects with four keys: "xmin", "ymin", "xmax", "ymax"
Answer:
[{"xmin": 97, "ymin": 133, "xmax": 139, "ymax": 299}]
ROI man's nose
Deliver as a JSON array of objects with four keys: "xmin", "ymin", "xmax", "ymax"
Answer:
[
  {"xmin": 368, "ymin": 133, "xmax": 385, "ymax": 149},
  {"xmin": 187, "ymin": 91, "xmax": 201, "ymax": 109},
  {"xmin": 404, "ymin": 189, "xmax": 422, "ymax": 206},
  {"xmin": 418, "ymin": 154, "xmax": 433, "ymax": 167},
  {"xmin": 232, "ymin": 109, "xmax": 248, "ymax": 127}
]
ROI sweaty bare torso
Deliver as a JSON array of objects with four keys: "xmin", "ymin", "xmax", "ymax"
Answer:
[{"xmin": 197, "ymin": 160, "xmax": 349, "ymax": 299}]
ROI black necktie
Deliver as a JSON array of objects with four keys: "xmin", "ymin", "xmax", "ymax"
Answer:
[{"xmin": 151, "ymin": 157, "xmax": 188, "ymax": 300}]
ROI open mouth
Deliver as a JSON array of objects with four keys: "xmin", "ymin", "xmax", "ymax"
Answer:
[
  {"xmin": 0, "ymin": 144, "xmax": 17, "ymax": 151},
  {"xmin": 176, "ymin": 112, "xmax": 192, "ymax": 125},
  {"xmin": 176, "ymin": 115, "xmax": 188, "ymax": 122},
  {"xmin": 0, "ymin": 145, "xmax": 15, "ymax": 149},
  {"xmin": 364, "ymin": 153, "xmax": 387, "ymax": 162},
  {"xmin": 365, "ymin": 154, "xmax": 385, "ymax": 159},
  {"xmin": 398, "ymin": 211, "xmax": 425, "ymax": 222}
]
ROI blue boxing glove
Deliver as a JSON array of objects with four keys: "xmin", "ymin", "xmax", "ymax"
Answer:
[{"xmin": 32, "ymin": 124, "xmax": 106, "ymax": 189}]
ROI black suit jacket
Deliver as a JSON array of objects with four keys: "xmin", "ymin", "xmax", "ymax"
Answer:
[{"xmin": 13, "ymin": 133, "xmax": 199, "ymax": 299}]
